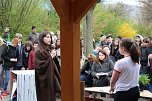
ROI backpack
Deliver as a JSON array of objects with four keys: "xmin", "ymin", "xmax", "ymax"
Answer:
[{"xmin": 5, "ymin": 45, "xmax": 17, "ymax": 60}]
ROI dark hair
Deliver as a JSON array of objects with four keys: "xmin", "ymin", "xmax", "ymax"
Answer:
[
  {"xmin": 143, "ymin": 37, "xmax": 150, "ymax": 43},
  {"xmin": 149, "ymin": 36, "xmax": 152, "ymax": 40},
  {"xmin": 120, "ymin": 38, "xmax": 141, "ymax": 63},
  {"xmin": 96, "ymin": 50, "xmax": 108, "ymax": 63},
  {"xmin": 33, "ymin": 39, "xmax": 39, "ymax": 45},
  {"xmin": 102, "ymin": 45, "xmax": 111, "ymax": 50},
  {"xmin": 100, "ymin": 34, "xmax": 104, "ymax": 37},
  {"xmin": 117, "ymin": 36, "xmax": 122, "ymax": 40},
  {"xmin": 38, "ymin": 30, "xmax": 52, "ymax": 51},
  {"xmin": 55, "ymin": 39, "xmax": 60, "ymax": 50},
  {"xmin": 32, "ymin": 26, "xmax": 36, "ymax": 30},
  {"xmin": 24, "ymin": 41, "xmax": 33, "ymax": 51}
]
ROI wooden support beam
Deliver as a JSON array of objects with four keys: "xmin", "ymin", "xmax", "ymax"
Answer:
[
  {"xmin": 50, "ymin": 0, "xmax": 96, "ymax": 101},
  {"xmin": 59, "ymin": 1, "xmax": 82, "ymax": 101},
  {"xmin": 50, "ymin": 0, "xmax": 69, "ymax": 22},
  {"xmin": 60, "ymin": 20, "xmax": 81, "ymax": 101},
  {"xmin": 74, "ymin": 0, "xmax": 96, "ymax": 23}
]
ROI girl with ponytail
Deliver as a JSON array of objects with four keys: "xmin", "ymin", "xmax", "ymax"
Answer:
[{"xmin": 109, "ymin": 38, "xmax": 141, "ymax": 101}]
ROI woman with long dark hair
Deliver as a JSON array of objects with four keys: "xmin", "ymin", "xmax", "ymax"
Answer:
[
  {"xmin": 110, "ymin": 38, "xmax": 141, "ymax": 101},
  {"xmin": 35, "ymin": 30, "xmax": 60, "ymax": 101},
  {"xmin": 22, "ymin": 41, "xmax": 33, "ymax": 70}
]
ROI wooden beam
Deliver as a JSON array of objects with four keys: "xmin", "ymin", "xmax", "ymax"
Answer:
[
  {"xmin": 50, "ymin": 0, "xmax": 96, "ymax": 101},
  {"xmin": 50, "ymin": 0, "xmax": 69, "ymax": 22},
  {"xmin": 74, "ymin": 0, "xmax": 96, "ymax": 23},
  {"xmin": 60, "ymin": 20, "xmax": 81, "ymax": 101}
]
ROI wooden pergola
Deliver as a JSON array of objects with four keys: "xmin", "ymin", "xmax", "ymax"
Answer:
[{"xmin": 50, "ymin": 0, "xmax": 96, "ymax": 101}]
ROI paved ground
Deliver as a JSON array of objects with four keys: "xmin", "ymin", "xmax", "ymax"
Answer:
[
  {"xmin": 2, "ymin": 96, "xmax": 150, "ymax": 101},
  {"xmin": 1, "ymin": 82, "xmax": 150, "ymax": 101},
  {"xmin": 2, "ymin": 96, "xmax": 62, "ymax": 101}
]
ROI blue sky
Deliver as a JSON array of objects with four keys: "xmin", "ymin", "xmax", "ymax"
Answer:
[{"xmin": 105, "ymin": 0, "xmax": 140, "ymax": 5}]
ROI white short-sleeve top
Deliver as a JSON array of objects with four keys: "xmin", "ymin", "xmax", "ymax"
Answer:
[{"xmin": 114, "ymin": 56, "xmax": 140, "ymax": 92}]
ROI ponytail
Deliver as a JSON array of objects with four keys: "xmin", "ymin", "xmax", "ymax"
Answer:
[
  {"xmin": 130, "ymin": 42, "xmax": 141, "ymax": 63},
  {"xmin": 120, "ymin": 38, "xmax": 141, "ymax": 63}
]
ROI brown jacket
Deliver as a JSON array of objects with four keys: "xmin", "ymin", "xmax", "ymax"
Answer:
[{"xmin": 35, "ymin": 49, "xmax": 61, "ymax": 101}]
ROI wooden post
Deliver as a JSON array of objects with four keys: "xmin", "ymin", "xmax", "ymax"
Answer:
[
  {"xmin": 81, "ymin": 81, "xmax": 85, "ymax": 101},
  {"xmin": 60, "ymin": 18, "xmax": 81, "ymax": 101},
  {"xmin": 50, "ymin": 0, "xmax": 96, "ymax": 101}
]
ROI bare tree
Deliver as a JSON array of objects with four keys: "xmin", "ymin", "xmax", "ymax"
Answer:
[
  {"xmin": 107, "ymin": 2, "xmax": 132, "ymax": 20},
  {"xmin": 139, "ymin": 0, "xmax": 152, "ymax": 24}
]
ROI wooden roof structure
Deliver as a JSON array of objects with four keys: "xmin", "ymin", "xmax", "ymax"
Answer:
[{"xmin": 50, "ymin": 0, "xmax": 96, "ymax": 101}]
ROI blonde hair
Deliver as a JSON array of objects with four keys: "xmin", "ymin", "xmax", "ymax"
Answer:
[
  {"xmin": 0, "ymin": 37, "xmax": 4, "ymax": 46},
  {"xmin": 87, "ymin": 54, "xmax": 96, "ymax": 61},
  {"xmin": 15, "ymin": 33, "xmax": 22, "ymax": 38}
]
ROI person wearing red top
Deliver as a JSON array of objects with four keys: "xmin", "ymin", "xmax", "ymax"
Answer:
[{"xmin": 28, "ymin": 40, "xmax": 38, "ymax": 70}]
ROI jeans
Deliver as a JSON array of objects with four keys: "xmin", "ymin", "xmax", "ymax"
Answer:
[
  {"xmin": 3, "ymin": 69, "xmax": 10, "ymax": 91},
  {"xmin": 80, "ymin": 74, "xmax": 93, "ymax": 87},
  {"xmin": 80, "ymin": 74, "xmax": 88, "ymax": 82},
  {"xmin": 145, "ymin": 84, "xmax": 152, "ymax": 92}
]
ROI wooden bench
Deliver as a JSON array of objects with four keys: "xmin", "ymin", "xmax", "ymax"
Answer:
[
  {"xmin": 81, "ymin": 81, "xmax": 104, "ymax": 101},
  {"xmin": 85, "ymin": 86, "xmax": 152, "ymax": 99}
]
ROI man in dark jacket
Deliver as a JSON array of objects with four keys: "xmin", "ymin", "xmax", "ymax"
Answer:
[{"xmin": 26, "ymin": 26, "xmax": 39, "ymax": 44}]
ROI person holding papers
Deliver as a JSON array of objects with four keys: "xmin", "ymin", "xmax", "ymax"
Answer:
[
  {"xmin": 91, "ymin": 50, "xmax": 114, "ymax": 87},
  {"xmin": 110, "ymin": 38, "xmax": 141, "ymax": 101}
]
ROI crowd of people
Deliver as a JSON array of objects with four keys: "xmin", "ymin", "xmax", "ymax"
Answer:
[
  {"xmin": 0, "ymin": 26, "xmax": 61, "ymax": 101},
  {"xmin": 80, "ymin": 34, "xmax": 152, "ymax": 101},
  {"xmin": 0, "ymin": 25, "xmax": 152, "ymax": 101}
]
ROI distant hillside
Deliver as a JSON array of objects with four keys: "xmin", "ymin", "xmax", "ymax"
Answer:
[
  {"xmin": 124, "ymin": 4, "xmax": 142, "ymax": 23},
  {"xmin": 103, "ymin": 2, "xmax": 142, "ymax": 23}
]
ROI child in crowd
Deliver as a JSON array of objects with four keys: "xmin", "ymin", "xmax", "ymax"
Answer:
[
  {"xmin": 28, "ymin": 40, "xmax": 38, "ymax": 70},
  {"xmin": 22, "ymin": 41, "xmax": 33, "ymax": 70}
]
